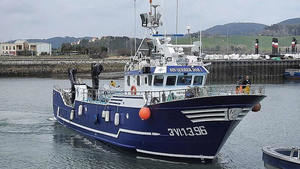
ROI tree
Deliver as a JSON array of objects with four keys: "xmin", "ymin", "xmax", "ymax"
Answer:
[{"xmin": 61, "ymin": 43, "xmax": 72, "ymax": 53}]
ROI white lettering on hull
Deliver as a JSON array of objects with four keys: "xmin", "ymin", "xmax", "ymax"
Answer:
[{"xmin": 168, "ymin": 126, "xmax": 208, "ymax": 136}]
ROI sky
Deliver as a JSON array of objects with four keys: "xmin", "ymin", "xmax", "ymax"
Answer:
[{"xmin": 0, "ymin": 0, "xmax": 299, "ymax": 42}]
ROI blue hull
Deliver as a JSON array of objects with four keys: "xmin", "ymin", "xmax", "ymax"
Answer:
[
  {"xmin": 284, "ymin": 72, "xmax": 300, "ymax": 79},
  {"xmin": 53, "ymin": 89, "xmax": 264, "ymax": 159}
]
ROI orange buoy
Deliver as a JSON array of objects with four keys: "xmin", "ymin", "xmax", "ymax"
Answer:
[
  {"xmin": 252, "ymin": 103, "xmax": 261, "ymax": 112},
  {"xmin": 139, "ymin": 107, "xmax": 151, "ymax": 120}
]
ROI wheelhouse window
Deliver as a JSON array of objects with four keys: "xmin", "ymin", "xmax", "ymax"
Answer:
[
  {"xmin": 154, "ymin": 75, "xmax": 164, "ymax": 86},
  {"xmin": 137, "ymin": 76, "xmax": 140, "ymax": 86},
  {"xmin": 148, "ymin": 75, "xmax": 152, "ymax": 86},
  {"xmin": 177, "ymin": 76, "xmax": 192, "ymax": 86},
  {"xmin": 193, "ymin": 76, "xmax": 203, "ymax": 85},
  {"xmin": 166, "ymin": 76, "xmax": 176, "ymax": 86},
  {"xmin": 127, "ymin": 76, "xmax": 130, "ymax": 86}
]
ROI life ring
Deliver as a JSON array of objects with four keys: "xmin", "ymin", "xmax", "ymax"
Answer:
[{"xmin": 131, "ymin": 85, "xmax": 137, "ymax": 95}]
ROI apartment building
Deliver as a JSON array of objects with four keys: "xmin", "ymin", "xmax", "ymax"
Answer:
[{"xmin": 0, "ymin": 40, "xmax": 51, "ymax": 56}]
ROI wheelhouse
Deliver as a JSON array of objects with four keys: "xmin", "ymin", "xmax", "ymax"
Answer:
[{"xmin": 124, "ymin": 65, "xmax": 209, "ymax": 92}]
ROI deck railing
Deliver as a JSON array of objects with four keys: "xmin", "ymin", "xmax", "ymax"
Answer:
[{"xmin": 55, "ymin": 85, "xmax": 265, "ymax": 105}]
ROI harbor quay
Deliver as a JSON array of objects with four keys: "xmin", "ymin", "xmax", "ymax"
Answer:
[
  {"xmin": 0, "ymin": 57, "xmax": 299, "ymax": 83},
  {"xmin": 205, "ymin": 59, "xmax": 300, "ymax": 84}
]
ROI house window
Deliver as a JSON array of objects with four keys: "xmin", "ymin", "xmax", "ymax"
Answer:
[
  {"xmin": 154, "ymin": 75, "xmax": 164, "ymax": 86},
  {"xmin": 127, "ymin": 76, "xmax": 130, "ymax": 86},
  {"xmin": 137, "ymin": 76, "xmax": 140, "ymax": 86},
  {"xmin": 148, "ymin": 75, "xmax": 152, "ymax": 86},
  {"xmin": 145, "ymin": 77, "xmax": 148, "ymax": 85},
  {"xmin": 6, "ymin": 46, "xmax": 8, "ymax": 50},
  {"xmin": 9, "ymin": 46, "xmax": 11, "ymax": 50},
  {"xmin": 193, "ymin": 76, "xmax": 203, "ymax": 85},
  {"xmin": 13, "ymin": 46, "xmax": 15, "ymax": 50},
  {"xmin": 177, "ymin": 76, "xmax": 192, "ymax": 86},
  {"xmin": 166, "ymin": 76, "xmax": 176, "ymax": 86}
]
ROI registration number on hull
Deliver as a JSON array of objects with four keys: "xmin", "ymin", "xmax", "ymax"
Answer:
[{"xmin": 168, "ymin": 126, "xmax": 208, "ymax": 137}]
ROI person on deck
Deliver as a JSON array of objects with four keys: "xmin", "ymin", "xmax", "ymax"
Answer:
[
  {"xmin": 242, "ymin": 76, "xmax": 251, "ymax": 86},
  {"xmin": 236, "ymin": 76, "xmax": 243, "ymax": 94},
  {"xmin": 110, "ymin": 80, "xmax": 116, "ymax": 88},
  {"xmin": 242, "ymin": 76, "xmax": 251, "ymax": 94}
]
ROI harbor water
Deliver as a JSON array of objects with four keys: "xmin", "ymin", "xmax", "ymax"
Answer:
[{"xmin": 0, "ymin": 78, "xmax": 299, "ymax": 169}]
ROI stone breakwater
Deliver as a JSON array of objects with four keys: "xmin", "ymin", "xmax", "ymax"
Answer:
[{"xmin": 0, "ymin": 58, "xmax": 127, "ymax": 78}]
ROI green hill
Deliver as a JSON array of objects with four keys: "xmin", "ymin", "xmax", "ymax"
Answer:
[
  {"xmin": 203, "ymin": 23, "xmax": 267, "ymax": 36},
  {"xmin": 278, "ymin": 18, "xmax": 300, "ymax": 25}
]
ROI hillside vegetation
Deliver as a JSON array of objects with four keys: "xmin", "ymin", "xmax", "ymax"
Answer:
[{"xmin": 178, "ymin": 35, "xmax": 300, "ymax": 54}]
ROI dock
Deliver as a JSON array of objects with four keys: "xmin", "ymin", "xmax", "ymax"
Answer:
[{"xmin": 206, "ymin": 59, "xmax": 300, "ymax": 84}]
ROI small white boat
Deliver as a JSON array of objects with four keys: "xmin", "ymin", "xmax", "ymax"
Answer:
[{"xmin": 262, "ymin": 146, "xmax": 300, "ymax": 169}]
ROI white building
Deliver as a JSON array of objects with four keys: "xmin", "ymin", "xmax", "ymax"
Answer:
[
  {"xmin": 29, "ymin": 42, "xmax": 52, "ymax": 56},
  {"xmin": 89, "ymin": 37, "xmax": 100, "ymax": 42},
  {"xmin": 0, "ymin": 40, "xmax": 51, "ymax": 56},
  {"xmin": 0, "ymin": 43, "xmax": 17, "ymax": 56}
]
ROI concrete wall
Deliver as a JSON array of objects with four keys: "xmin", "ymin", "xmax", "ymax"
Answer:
[
  {"xmin": 205, "ymin": 59, "xmax": 300, "ymax": 84},
  {"xmin": 0, "ymin": 59, "xmax": 125, "ymax": 77}
]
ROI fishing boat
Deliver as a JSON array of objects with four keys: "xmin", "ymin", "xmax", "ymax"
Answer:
[
  {"xmin": 52, "ymin": 1, "xmax": 266, "ymax": 161},
  {"xmin": 262, "ymin": 146, "xmax": 300, "ymax": 169}
]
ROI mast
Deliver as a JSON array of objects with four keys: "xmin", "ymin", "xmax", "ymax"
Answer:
[
  {"xmin": 176, "ymin": 0, "xmax": 179, "ymax": 45},
  {"xmin": 199, "ymin": 30, "xmax": 202, "ymax": 57},
  {"xmin": 150, "ymin": 0, "xmax": 152, "ymax": 14},
  {"xmin": 134, "ymin": 0, "xmax": 137, "ymax": 54}
]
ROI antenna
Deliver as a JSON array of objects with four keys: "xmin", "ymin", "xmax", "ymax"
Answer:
[
  {"xmin": 226, "ymin": 26, "xmax": 229, "ymax": 54},
  {"xmin": 150, "ymin": 0, "xmax": 152, "ymax": 14},
  {"xmin": 134, "ymin": 0, "xmax": 137, "ymax": 54},
  {"xmin": 186, "ymin": 25, "xmax": 191, "ymax": 44},
  {"xmin": 199, "ymin": 30, "xmax": 202, "ymax": 57},
  {"xmin": 176, "ymin": 0, "xmax": 179, "ymax": 45},
  {"xmin": 161, "ymin": 0, "xmax": 167, "ymax": 36}
]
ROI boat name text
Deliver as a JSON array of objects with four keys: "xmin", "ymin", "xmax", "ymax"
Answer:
[
  {"xmin": 168, "ymin": 67, "xmax": 205, "ymax": 73},
  {"xmin": 168, "ymin": 126, "xmax": 208, "ymax": 136}
]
